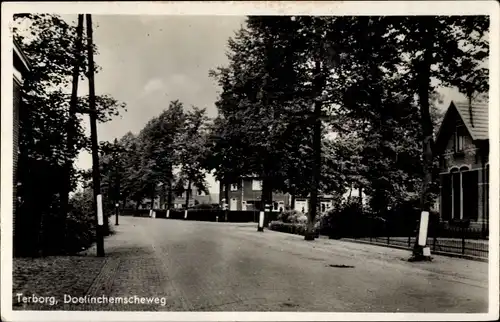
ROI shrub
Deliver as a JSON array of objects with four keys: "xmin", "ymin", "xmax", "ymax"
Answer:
[
  {"xmin": 268, "ymin": 220, "xmax": 319, "ymax": 237},
  {"xmin": 278, "ymin": 209, "xmax": 306, "ymax": 223},
  {"xmin": 66, "ymin": 189, "xmax": 113, "ymax": 254}
]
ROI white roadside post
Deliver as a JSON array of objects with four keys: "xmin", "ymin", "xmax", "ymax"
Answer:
[
  {"xmin": 97, "ymin": 194, "xmax": 104, "ymax": 226},
  {"xmin": 152, "ymin": 210, "xmax": 156, "ymax": 219},
  {"xmin": 184, "ymin": 208, "xmax": 188, "ymax": 220},
  {"xmin": 410, "ymin": 211, "xmax": 433, "ymax": 261},
  {"xmin": 418, "ymin": 211, "xmax": 432, "ymax": 257},
  {"xmin": 166, "ymin": 209, "xmax": 170, "ymax": 218},
  {"xmin": 258, "ymin": 204, "xmax": 269, "ymax": 232}
]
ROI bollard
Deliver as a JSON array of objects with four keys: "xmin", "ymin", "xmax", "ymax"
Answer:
[
  {"xmin": 258, "ymin": 204, "xmax": 270, "ymax": 232},
  {"xmin": 152, "ymin": 211, "xmax": 156, "ymax": 219},
  {"xmin": 216, "ymin": 216, "xmax": 219, "ymax": 222},
  {"xmin": 184, "ymin": 209, "xmax": 188, "ymax": 220},
  {"xmin": 409, "ymin": 211, "xmax": 432, "ymax": 262},
  {"xmin": 166, "ymin": 209, "xmax": 170, "ymax": 218}
]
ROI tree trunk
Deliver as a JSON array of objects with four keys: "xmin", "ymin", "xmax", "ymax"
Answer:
[
  {"xmin": 291, "ymin": 193, "xmax": 296, "ymax": 210},
  {"xmin": 167, "ymin": 180, "xmax": 173, "ymax": 209},
  {"xmin": 60, "ymin": 14, "xmax": 84, "ymax": 251},
  {"xmin": 306, "ymin": 58, "xmax": 324, "ymax": 241},
  {"xmin": 185, "ymin": 180, "xmax": 191, "ymax": 209},
  {"xmin": 348, "ymin": 185, "xmax": 353, "ymax": 202},
  {"xmin": 150, "ymin": 183, "xmax": 155, "ymax": 210},
  {"xmin": 359, "ymin": 186, "xmax": 363, "ymax": 205},
  {"xmin": 413, "ymin": 19, "xmax": 434, "ymax": 258},
  {"xmin": 224, "ymin": 178, "xmax": 230, "ymax": 221}
]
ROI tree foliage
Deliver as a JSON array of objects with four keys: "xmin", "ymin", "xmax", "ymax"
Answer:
[{"xmin": 13, "ymin": 14, "xmax": 126, "ymax": 256}]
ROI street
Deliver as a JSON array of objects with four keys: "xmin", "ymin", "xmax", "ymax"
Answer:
[{"xmin": 13, "ymin": 216, "xmax": 488, "ymax": 312}]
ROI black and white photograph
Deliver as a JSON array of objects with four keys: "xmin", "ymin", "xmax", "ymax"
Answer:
[{"xmin": 1, "ymin": 1, "xmax": 499, "ymax": 321}]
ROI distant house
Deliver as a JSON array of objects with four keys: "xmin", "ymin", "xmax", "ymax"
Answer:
[
  {"xmin": 218, "ymin": 176, "xmax": 337, "ymax": 213},
  {"xmin": 219, "ymin": 176, "xmax": 290, "ymax": 212},
  {"xmin": 434, "ymin": 101, "xmax": 489, "ymax": 229}
]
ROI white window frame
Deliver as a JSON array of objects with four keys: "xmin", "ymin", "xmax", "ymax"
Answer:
[
  {"xmin": 252, "ymin": 179, "xmax": 263, "ymax": 191},
  {"xmin": 230, "ymin": 183, "xmax": 239, "ymax": 191}
]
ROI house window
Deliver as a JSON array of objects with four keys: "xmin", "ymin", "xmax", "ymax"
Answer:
[
  {"xmin": 454, "ymin": 126, "xmax": 465, "ymax": 152},
  {"xmin": 230, "ymin": 183, "xmax": 238, "ymax": 191},
  {"xmin": 252, "ymin": 179, "xmax": 263, "ymax": 191}
]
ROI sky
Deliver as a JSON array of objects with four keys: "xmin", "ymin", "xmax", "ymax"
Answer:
[
  {"xmin": 69, "ymin": 15, "xmax": 467, "ymax": 194},
  {"xmin": 69, "ymin": 15, "xmax": 247, "ymax": 193}
]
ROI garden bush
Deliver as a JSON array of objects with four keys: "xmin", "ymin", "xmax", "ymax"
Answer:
[
  {"xmin": 65, "ymin": 189, "xmax": 113, "ymax": 254},
  {"xmin": 268, "ymin": 221, "xmax": 319, "ymax": 237},
  {"xmin": 277, "ymin": 209, "xmax": 307, "ymax": 224}
]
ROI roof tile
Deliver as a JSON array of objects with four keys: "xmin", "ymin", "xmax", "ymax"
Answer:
[{"xmin": 452, "ymin": 101, "xmax": 489, "ymax": 140}]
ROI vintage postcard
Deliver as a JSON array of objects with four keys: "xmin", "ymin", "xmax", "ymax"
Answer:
[{"xmin": 1, "ymin": 1, "xmax": 499, "ymax": 321}]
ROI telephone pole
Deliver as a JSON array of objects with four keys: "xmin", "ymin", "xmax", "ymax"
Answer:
[{"xmin": 86, "ymin": 14, "xmax": 105, "ymax": 257}]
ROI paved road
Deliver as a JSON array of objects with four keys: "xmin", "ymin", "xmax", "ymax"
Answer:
[{"xmin": 14, "ymin": 216, "xmax": 489, "ymax": 312}]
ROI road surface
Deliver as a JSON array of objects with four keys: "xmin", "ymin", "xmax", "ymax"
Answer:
[{"xmin": 13, "ymin": 216, "xmax": 488, "ymax": 312}]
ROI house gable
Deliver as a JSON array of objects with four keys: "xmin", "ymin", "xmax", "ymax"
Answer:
[
  {"xmin": 435, "ymin": 101, "xmax": 488, "ymax": 155},
  {"xmin": 435, "ymin": 101, "xmax": 489, "ymax": 171}
]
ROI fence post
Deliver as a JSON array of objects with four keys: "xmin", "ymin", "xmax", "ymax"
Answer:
[{"xmin": 407, "ymin": 235, "xmax": 411, "ymax": 248}]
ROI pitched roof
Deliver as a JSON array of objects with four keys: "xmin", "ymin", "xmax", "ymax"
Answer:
[
  {"xmin": 452, "ymin": 101, "xmax": 489, "ymax": 140},
  {"xmin": 435, "ymin": 101, "xmax": 489, "ymax": 144}
]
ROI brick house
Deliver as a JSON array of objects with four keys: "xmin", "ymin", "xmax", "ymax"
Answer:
[
  {"xmin": 219, "ymin": 176, "xmax": 291, "ymax": 211},
  {"xmin": 13, "ymin": 40, "xmax": 31, "ymax": 247},
  {"xmin": 434, "ymin": 101, "xmax": 489, "ymax": 230}
]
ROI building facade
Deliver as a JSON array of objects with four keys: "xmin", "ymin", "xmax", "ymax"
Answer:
[
  {"xmin": 219, "ymin": 177, "xmax": 291, "ymax": 211},
  {"xmin": 13, "ymin": 40, "xmax": 31, "ymax": 251},
  {"xmin": 434, "ymin": 101, "xmax": 489, "ymax": 229}
]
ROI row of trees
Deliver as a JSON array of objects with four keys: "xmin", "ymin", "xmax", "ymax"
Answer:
[
  {"xmin": 87, "ymin": 101, "xmax": 211, "ymax": 214},
  {"xmin": 207, "ymin": 16, "xmax": 489, "ymax": 239}
]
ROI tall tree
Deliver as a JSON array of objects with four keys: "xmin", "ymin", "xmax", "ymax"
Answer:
[
  {"xmin": 175, "ymin": 107, "xmax": 210, "ymax": 209},
  {"xmin": 12, "ymin": 14, "xmax": 126, "ymax": 256}
]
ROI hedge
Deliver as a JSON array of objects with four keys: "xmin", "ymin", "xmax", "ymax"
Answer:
[{"xmin": 268, "ymin": 221, "xmax": 320, "ymax": 237}]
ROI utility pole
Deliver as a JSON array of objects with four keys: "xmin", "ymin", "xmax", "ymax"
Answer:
[
  {"xmin": 61, "ymin": 14, "xmax": 84, "ymax": 248},
  {"xmin": 86, "ymin": 14, "xmax": 105, "ymax": 257}
]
